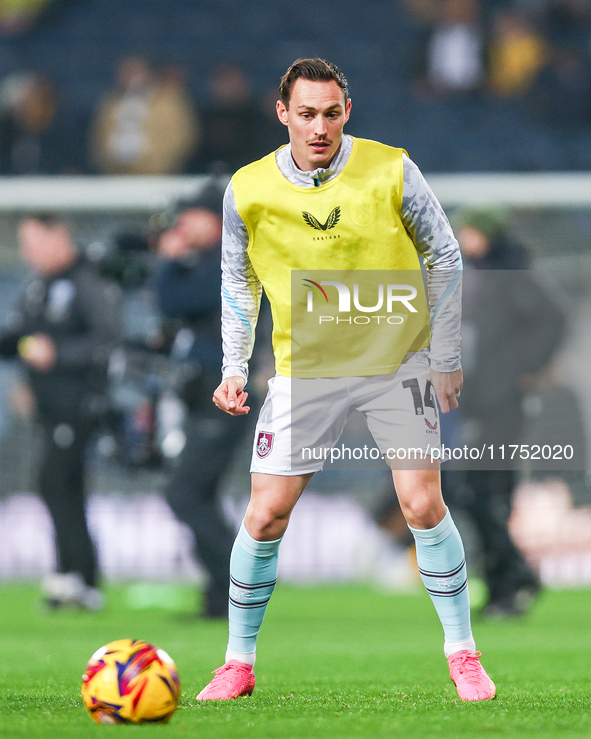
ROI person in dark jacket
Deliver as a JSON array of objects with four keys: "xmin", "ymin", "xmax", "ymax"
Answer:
[
  {"xmin": 0, "ymin": 214, "xmax": 122, "ymax": 608},
  {"xmin": 154, "ymin": 182, "xmax": 252, "ymax": 618},
  {"xmin": 451, "ymin": 207, "xmax": 565, "ymax": 616},
  {"xmin": 375, "ymin": 209, "xmax": 565, "ymax": 618}
]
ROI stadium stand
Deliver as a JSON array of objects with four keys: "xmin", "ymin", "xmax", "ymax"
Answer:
[{"xmin": 0, "ymin": 0, "xmax": 589, "ymax": 173}]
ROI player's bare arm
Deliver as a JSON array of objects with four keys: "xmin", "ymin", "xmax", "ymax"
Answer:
[
  {"xmin": 212, "ymin": 375, "xmax": 250, "ymax": 415},
  {"xmin": 430, "ymin": 368, "xmax": 463, "ymax": 414}
]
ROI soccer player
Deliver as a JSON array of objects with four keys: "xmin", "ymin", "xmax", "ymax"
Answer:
[{"xmin": 196, "ymin": 59, "xmax": 495, "ymax": 702}]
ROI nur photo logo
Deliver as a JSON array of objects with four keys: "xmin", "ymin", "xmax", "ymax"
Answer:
[{"xmin": 302, "ymin": 277, "xmax": 419, "ymax": 323}]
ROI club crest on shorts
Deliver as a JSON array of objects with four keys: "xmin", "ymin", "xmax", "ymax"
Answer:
[{"xmin": 256, "ymin": 431, "xmax": 274, "ymax": 458}]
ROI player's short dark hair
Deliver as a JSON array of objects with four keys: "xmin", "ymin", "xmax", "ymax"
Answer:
[{"xmin": 279, "ymin": 58, "xmax": 349, "ymax": 107}]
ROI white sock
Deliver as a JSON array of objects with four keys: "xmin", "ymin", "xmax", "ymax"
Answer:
[
  {"xmin": 409, "ymin": 509, "xmax": 473, "ymax": 647},
  {"xmin": 225, "ymin": 648, "xmax": 256, "ymax": 666},
  {"xmin": 444, "ymin": 636, "xmax": 476, "ymax": 658}
]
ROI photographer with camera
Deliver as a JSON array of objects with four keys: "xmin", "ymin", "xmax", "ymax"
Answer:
[{"xmin": 154, "ymin": 182, "xmax": 251, "ymax": 618}]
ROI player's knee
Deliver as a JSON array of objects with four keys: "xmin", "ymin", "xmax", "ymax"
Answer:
[
  {"xmin": 244, "ymin": 504, "xmax": 289, "ymax": 541},
  {"xmin": 400, "ymin": 491, "xmax": 446, "ymax": 530}
]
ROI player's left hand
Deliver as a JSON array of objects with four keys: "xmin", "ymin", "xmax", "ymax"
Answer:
[
  {"xmin": 430, "ymin": 368, "xmax": 463, "ymax": 414},
  {"xmin": 212, "ymin": 376, "xmax": 250, "ymax": 416}
]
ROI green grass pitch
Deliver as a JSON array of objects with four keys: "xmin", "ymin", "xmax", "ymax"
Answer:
[{"xmin": 1, "ymin": 582, "xmax": 590, "ymax": 738}]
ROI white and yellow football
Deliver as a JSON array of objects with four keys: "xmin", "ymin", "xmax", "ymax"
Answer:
[{"xmin": 81, "ymin": 639, "xmax": 181, "ymax": 724}]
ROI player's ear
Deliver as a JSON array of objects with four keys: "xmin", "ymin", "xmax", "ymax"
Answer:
[
  {"xmin": 344, "ymin": 98, "xmax": 352, "ymax": 124},
  {"xmin": 276, "ymin": 99, "xmax": 289, "ymax": 126}
]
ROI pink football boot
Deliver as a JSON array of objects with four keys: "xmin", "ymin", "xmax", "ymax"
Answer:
[
  {"xmin": 448, "ymin": 650, "xmax": 496, "ymax": 701},
  {"xmin": 196, "ymin": 660, "xmax": 256, "ymax": 701}
]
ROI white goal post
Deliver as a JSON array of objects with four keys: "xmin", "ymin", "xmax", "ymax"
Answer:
[{"xmin": 0, "ymin": 172, "xmax": 591, "ymax": 211}]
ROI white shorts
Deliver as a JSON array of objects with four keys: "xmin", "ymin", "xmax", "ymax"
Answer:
[{"xmin": 250, "ymin": 359, "xmax": 440, "ymax": 475}]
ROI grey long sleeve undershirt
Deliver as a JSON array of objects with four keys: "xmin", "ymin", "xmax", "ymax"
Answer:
[{"xmin": 221, "ymin": 134, "xmax": 462, "ymax": 382}]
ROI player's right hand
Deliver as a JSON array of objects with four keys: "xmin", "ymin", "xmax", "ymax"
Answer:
[{"xmin": 212, "ymin": 376, "xmax": 250, "ymax": 416}]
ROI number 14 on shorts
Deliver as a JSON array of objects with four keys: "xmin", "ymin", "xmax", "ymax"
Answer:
[{"xmin": 403, "ymin": 377, "xmax": 435, "ymax": 416}]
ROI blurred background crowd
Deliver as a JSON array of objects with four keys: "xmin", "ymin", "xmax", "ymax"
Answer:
[
  {"xmin": 0, "ymin": 0, "xmax": 590, "ymax": 616},
  {"xmin": 0, "ymin": 0, "xmax": 590, "ymax": 174}
]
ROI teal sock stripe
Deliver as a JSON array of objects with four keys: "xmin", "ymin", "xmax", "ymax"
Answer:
[
  {"xmin": 227, "ymin": 523, "xmax": 281, "ymax": 655},
  {"xmin": 409, "ymin": 509, "xmax": 472, "ymax": 643}
]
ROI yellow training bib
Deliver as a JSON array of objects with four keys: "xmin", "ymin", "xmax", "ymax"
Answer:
[{"xmin": 232, "ymin": 137, "xmax": 430, "ymax": 377}]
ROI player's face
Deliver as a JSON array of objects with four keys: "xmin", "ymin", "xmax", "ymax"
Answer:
[{"xmin": 276, "ymin": 78, "xmax": 351, "ymax": 171}]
